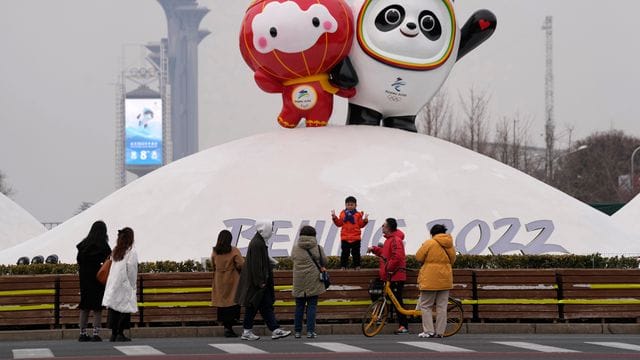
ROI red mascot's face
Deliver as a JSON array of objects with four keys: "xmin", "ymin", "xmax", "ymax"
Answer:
[{"xmin": 239, "ymin": 0, "xmax": 354, "ymax": 82}]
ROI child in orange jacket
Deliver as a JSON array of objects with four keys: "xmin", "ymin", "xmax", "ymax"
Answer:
[{"xmin": 331, "ymin": 196, "xmax": 368, "ymax": 270}]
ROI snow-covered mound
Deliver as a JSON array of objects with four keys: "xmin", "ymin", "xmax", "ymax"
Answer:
[
  {"xmin": 0, "ymin": 126, "xmax": 635, "ymax": 264},
  {"xmin": 0, "ymin": 192, "xmax": 45, "ymax": 253}
]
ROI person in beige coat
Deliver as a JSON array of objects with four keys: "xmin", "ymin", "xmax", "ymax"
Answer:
[
  {"xmin": 415, "ymin": 224, "xmax": 456, "ymax": 338},
  {"xmin": 211, "ymin": 230, "xmax": 244, "ymax": 338},
  {"xmin": 291, "ymin": 225, "xmax": 327, "ymax": 339}
]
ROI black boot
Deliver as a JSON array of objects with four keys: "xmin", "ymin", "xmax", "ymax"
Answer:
[
  {"xmin": 224, "ymin": 327, "xmax": 238, "ymax": 338},
  {"xmin": 116, "ymin": 333, "xmax": 131, "ymax": 342}
]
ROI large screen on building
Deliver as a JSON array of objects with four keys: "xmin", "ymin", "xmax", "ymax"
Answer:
[{"xmin": 125, "ymin": 98, "xmax": 163, "ymax": 166}]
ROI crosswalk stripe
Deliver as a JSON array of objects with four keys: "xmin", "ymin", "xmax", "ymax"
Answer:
[
  {"xmin": 493, "ymin": 341, "xmax": 579, "ymax": 353},
  {"xmin": 400, "ymin": 341, "xmax": 476, "ymax": 352},
  {"xmin": 209, "ymin": 343, "xmax": 267, "ymax": 354},
  {"xmin": 306, "ymin": 342, "xmax": 371, "ymax": 352},
  {"xmin": 585, "ymin": 342, "xmax": 640, "ymax": 351},
  {"xmin": 114, "ymin": 345, "xmax": 165, "ymax": 355},
  {"xmin": 12, "ymin": 348, "xmax": 54, "ymax": 359}
]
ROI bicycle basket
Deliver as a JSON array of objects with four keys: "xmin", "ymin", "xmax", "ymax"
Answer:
[{"xmin": 368, "ymin": 279, "xmax": 385, "ymax": 295}]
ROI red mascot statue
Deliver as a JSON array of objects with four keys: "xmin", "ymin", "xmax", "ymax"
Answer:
[{"xmin": 239, "ymin": 0, "xmax": 357, "ymax": 128}]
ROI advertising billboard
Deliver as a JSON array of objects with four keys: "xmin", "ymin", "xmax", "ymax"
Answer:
[{"xmin": 124, "ymin": 98, "xmax": 163, "ymax": 166}]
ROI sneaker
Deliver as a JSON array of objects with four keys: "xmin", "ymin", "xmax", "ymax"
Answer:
[
  {"xmin": 306, "ymin": 332, "xmax": 317, "ymax": 339},
  {"xmin": 271, "ymin": 328, "xmax": 291, "ymax": 339},
  {"xmin": 294, "ymin": 332, "xmax": 301, "ymax": 339},
  {"xmin": 394, "ymin": 326, "xmax": 409, "ymax": 334},
  {"xmin": 78, "ymin": 334, "xmax": 91, "ymax": 342},
  {"xmin": 90, "ymin": 335, "xmax": 102, "ymax": 342},
  {"xmin": 419, "ymin": 332, "xmax": 442, "ymax": 338},
  {"xmin": 241, "ymin": 331, "xmax": 260, "ymax": 341}
]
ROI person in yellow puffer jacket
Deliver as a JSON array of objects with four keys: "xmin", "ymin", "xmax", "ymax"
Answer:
[{"xmin": 415, "ymin": 224, "xmax": 456, "ymax": 338}]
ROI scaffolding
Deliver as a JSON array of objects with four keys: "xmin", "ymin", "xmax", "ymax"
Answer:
[{"xmin": 114, "ymin": 43, "xmax": 168, "ymax": 189}]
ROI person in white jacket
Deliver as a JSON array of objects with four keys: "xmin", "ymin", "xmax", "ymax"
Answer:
[{"xmin": 102, "ymin": 227, "xmax": 138, "ymax": 342}]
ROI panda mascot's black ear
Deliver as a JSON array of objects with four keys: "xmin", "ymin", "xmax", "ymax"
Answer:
[{"xmin": 457, "ymin": 9, "xmax": 497, "ymax": 61}]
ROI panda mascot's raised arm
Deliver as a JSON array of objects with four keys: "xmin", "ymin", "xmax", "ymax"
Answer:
[
  {"xmin": 340, "ymin": 0, "xmax": 496, "ymax": 132},
  {"xmin": 457, "ymin": 9, "xmax": 496, "ymax": 61}
]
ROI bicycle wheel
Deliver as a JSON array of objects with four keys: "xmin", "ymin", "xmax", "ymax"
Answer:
[
  {"xmin": 362, "ymin": 298, "xmax": 388, "ymax": 337},
  {"xmin": 443, "ymin": 297, "xmax": 464, "ymax": 337}
]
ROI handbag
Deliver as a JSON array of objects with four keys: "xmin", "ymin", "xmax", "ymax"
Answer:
[
  {"xmin": 305, "ymin": 246, "xmax": 330, "ymax": 289},
  {"xmin": 96, "ymin": 258, "xmax": 112, "ymax": 285}
]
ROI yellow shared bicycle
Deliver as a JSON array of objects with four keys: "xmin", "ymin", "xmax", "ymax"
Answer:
[{"xmin": 361, "ymin": 267, "xmax": 464, "ymax": 337}]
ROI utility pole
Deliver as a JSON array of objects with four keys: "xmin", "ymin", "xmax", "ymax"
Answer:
[{"xmin": 542, "ymin": 16, "xmax": 555, "ymax": 182}]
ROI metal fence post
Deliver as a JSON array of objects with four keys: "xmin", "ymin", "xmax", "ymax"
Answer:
[
  {"xmin": 555, "ymin": 272, "xmax": 564, "ymax": 321},
  {"xmin": 471, "ymin": 271, "xmax": 479, "ymax": 322},
  {"xmin": 54, "ymin": 276, "xmax": 60, "ymax": 328},
  {"xmin": 138, "ymin": 275, "xmax": 144, "ymax": 326}
]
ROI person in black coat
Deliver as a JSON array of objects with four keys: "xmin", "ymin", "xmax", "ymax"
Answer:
[
  {"xmin": 76, "ymin": 220, "xmax": 111, "ymax": 342},
  {"xmin": 235, "ymin": 221, "xmax": 291, "ymax": 341}
]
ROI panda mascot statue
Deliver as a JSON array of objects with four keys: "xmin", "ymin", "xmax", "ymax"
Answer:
[{"xmin": 330, "ymin": 0, "xmax": 496, "ymax": 132}]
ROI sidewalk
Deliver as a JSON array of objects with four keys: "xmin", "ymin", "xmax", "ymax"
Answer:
[{"xmin": 1, "ymin": 323, "xmax": 638, "ymax": 342}]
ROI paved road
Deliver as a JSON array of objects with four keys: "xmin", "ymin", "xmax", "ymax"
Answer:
[{"xmin": 2, "ymin": 334, "xmax": 640, "ymax": 360}]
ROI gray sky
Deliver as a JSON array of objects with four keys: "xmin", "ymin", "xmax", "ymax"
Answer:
[{"xmin": 1, "ymin": 0, "xmax": 640, "ymax": 222}]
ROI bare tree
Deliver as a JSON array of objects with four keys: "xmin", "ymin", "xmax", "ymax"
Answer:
[
  {"xmin": 0, "ymin": 170, "xmax": 13, "ymax": 197},
  {"xmin": 554, "ymin": 130, "xmax": 640, "ymax": 203},
  {"xmin": 494, "ymin": 116, "xmax": 511, "ymax": 164},
  {"xmin": 457, "ymin": 88, "xmax": 491, "ymax": 154},
  {"xmin": 75, "ymin": 202, "xmax": 94, "ymax": 215},
  {"xmin": 492, "ymin": 112, "xmax": 535, "ymax": 171},
  {"xmin": 416, "ymin": 89, "xmax": 452, "ymax": 138}
]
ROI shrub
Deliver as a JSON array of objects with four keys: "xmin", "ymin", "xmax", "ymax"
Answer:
[{"xmin": 0, "ymin": 254, "xmax": 637, "ymax": 275}]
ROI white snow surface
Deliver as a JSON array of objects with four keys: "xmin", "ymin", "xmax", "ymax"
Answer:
[
  {"xmin": 0, "ymin": 126, "xmax": 636, "ymax": 264},
  {"xmin": 0, "ymin": 192, "xmax": 45, "ymax": 252},
  {"xmin": 612, "ymin": 194, "xmax": 640, "ymax": 237}
]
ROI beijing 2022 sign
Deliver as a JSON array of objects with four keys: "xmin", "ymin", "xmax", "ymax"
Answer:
[{"xmin": 223, "ymin": 217, "xmax": 565, "ymax": 257}]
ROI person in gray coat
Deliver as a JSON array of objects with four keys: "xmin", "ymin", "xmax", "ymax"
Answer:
[{"xmin": 291, "ymin": 225, "xmax": 328, "ymax": 339}]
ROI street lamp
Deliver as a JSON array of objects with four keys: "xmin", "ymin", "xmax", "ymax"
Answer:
[
  {"xmin": 631, "ymin": 145, "xmax": 640, "ymax": 192},
  {"xmin": 551, "ymin": 144, "xmax": 589, "ymax": 184},
  {"xmin": 552, "ymin": 144, "xmax": 589, "ymax": 165}
]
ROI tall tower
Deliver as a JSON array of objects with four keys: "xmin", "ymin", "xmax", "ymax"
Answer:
[
  {"xmin": 542, "ymin": 16, "xmax": 555, "ymax": 181},
  {"xmin": 157, "ymin": 0, "xmax": 210, "ymax": 161}
]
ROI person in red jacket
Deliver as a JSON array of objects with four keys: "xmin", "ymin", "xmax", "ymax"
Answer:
[
  {"xmin": 331, "ymin": 196, "xmax": 368, "ymax": 270},
  {"xmin": 368, "ymin": 218, "xmax": 409, "ymax": 334}
]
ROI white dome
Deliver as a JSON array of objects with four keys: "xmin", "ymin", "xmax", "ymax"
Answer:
[
  {"xmin": 0, "ymin": 192, "xmax": 45, "ymax": 253},
  {"xmin": 0, "ymin": 126, "xmax": 635, "ymax": 264},
  {"xmin": 612, "ymin": 194, "xmax": 640, "ymax": 239}
]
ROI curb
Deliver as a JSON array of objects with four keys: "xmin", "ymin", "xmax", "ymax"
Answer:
[{"xmin": 1, "ymin": 323, "xmax": 638, "ymax": 342}]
